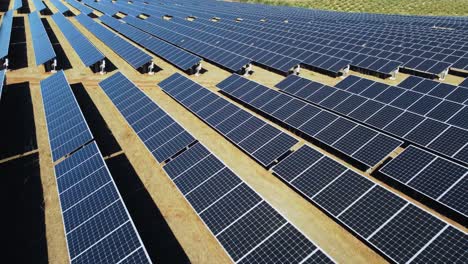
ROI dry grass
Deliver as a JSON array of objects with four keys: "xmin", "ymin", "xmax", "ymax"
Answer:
[{"xmin": 237, "ymin": 0, "xmax": 468, "ymax": 16}]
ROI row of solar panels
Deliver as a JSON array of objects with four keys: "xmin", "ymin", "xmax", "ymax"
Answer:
[
  {"xmin": 277, "ymin": 75, "xmax": 468, "ymax": 166},
  {"xmin": 143, "ymin": 3, "xmax": 397, "ymax": 76},
  {"xmin": 380, "ymin": 145, "xmax": 467, "ymax": 219},
  {"xmin": 104, "ymin": 1, "xmax": 455, "ymax": 76},
  {"xmin": 95, "ymin": 2, "xmax": 349, "ymax": 75},
  {"xmin": 157, "ymin": 70, "xmax": 467, "ymax": 263},
  {"xmin": 75, "ymin": 13, "xmax": 152, "ymax": 70},
  {"xmin": 28, "ymin": 11, "xmax": 56, "ymax": 65},
  {"xmin": 0, "ymin": 10, "xmax": 13, "ymax": 60},
  {"xmin": 50, "ymin": 0, "xmax": 69, "ymax": 14},
  {"xmin": 160, "ymin": 73, "xmax": 300, "ymax": 167},
  {"xmin": 98, "ymin": 71, "xmax": 334, "ymax": 263},
  {"xmin": 275, "ymin": 75, "xmax": 468, "ymax": 219},
  {"xmin": 51, "ymin": 12, "xmax": 104, "ymax": 67},
  {"xmin": 99, "ymin": 15, "xmax": 201, "ymax": 71},
  {"xmin": 40, "ymin": 71, "xmax": 152, "ymax": 263},
  {"xmin": 122, "ymin": 15, "xmax": 251, "ymax": 72},
  {"xmin": 272, "ymin": 144, "xmax": 467, "ymax": 264},
  {"xmin": 32, "ymin": 0, "xmax": 46, "ymax": 12},
  {"xmin": 216, "ymin": 74, "xmax": 403, "ymax": 169},
  {"xmin": 149, "ymin": 0, "xmax": 468, "ymax": 74}
]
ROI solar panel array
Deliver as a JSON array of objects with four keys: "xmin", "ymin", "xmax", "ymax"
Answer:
[
  {"xmin": 164, "ymin": 142, "xmax": 335, "ymax": 263},
  {"xmin": 273, "ymin": 144, "xmax": 467, "ymax": 264},
  {"xmin": 65, "ymin": 0, "xmax": 93, "ymax": 15},
  {"xmin": 122, "ymin": 16, "xmax": 251, "ymax": 72},
  {"xmin": 99, "ymin": 72, "xmax": 197, "ymax": 162},
  {"xmin": 99, "ymin": 71, "xmax": 334, "ymax": 263},
  {"xmin": 0, "ymin": 70, "xmax": 5, "ymax": 101},
  {"xmin": 156, "ymin": 0, "xmax": 467, "ymax": 74},
  {"xmin": 40, "ymin": 71, "xmax": 93, "ymax": 161},
  {"xmin": 398, "ymin": 75, "xmax": 468, "ymax": 106},
  {"xmin": 82, "ymin": 0, "xmax": 119, "ymax": 16},
  {"xmin": 217, "ymin": 74, "xmax": 402, "ymax": 169},
  {"xmin": 380, "ymin": 145, "xmax": 467, "ymax": 218},
  {"xmin": 32, "ymin": 0, "xmax": 46, "ymax": 12},
  {"xmin": 29, "ymin": 11, "xmax": 56, "ymax": 66},
  {"xmin": 94, "ymin": 0, "xmax": 468, "ymax": 77},
  {"xmin": 50, "ymin": 0, "xmax": 69, "ymax": 13},
  {"xmin": 53, "ymin": 142, "xmax": 152, "ymax": 264},
  {"xmin": 160, "ymin": 73, "xmax": 299, "ymax": 167},
  {"xmin": 277, "ymin": 74, "xmax": 468, "ymax": 165},
  {"xmin": 75, "ymin": 14, "xmax": 152, "ymax": 70},
  {"xmin": 99, "ymin": 15, "xmax": 201, "ymax": 71},
  {"xmin": 0, "ymin": 10, "xmax": 13, "ymax": 59},
  {"xmin": 52, "ymin": 13, "xmax": 105, "ymax": 67}
]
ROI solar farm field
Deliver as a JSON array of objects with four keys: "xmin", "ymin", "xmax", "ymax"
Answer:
[
  {"xmin": 1, "ymin": 0, "xmax": 467, "ymax": 263},
  {"xmin": 238, "ymin": 0, "xmax": 468, "ymax": 16}
]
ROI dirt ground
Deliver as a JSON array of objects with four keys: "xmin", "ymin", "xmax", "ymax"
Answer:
[{"xmin": 1, "ymin": 1, "xmax": 466, "ymax": 263}]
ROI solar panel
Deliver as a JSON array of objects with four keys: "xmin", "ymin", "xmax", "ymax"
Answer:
[
  {"xmin": 29, "ymin": 12, "xmax": 56, "ymax": 66},
  {"xmin": 99, "ymin": 72, "xmax": 196, "ymax": 162},
  {"xmin": 161, "ymin": 142, "xmax": 332, "ymax": 263},
  {"xmin": 75, "ymin": 14, "xmax": 152, "ymax": 70},
  {"xmin": 216, "ymin": 74, "xmax": 402, "ymax": 168},
  {"xmin": 338, "ymin": 186, "xmax": 407, "ymax": 238},
  {"xmin": 50, "ymin": 0, "xmax": 69, "ymax": 13},
  {"xmin": 40, "ymin": 71, "xmax": 93, "ymax": 161},
  {"xmin": 460, "ymin": 79, "xmax": 468, "ymax": 88},
  {"xmin": 312, "ymin": 171, "xmax": 374, "ymax": 216},
  {"xmin": 159, "ymin": 73, "xmax": 298, "ymax": 167},
  {"xmin": 273, "ymin": 144, "xmax": 464, "ymax": 263},
  {"xmin": 54, "ymin": 142, "xmax": 151, "ymax": 263},
  {"xmin": 368, "ymin": 204, "xmax": 446, "ymax": 263},
  {"xmin": 65, "ymin": 0, "xmax": 93, "ymax": 15},
  {"xmin": 12, "ymin": 0, "xmax": 22, "ymax": 10},
  {"xmin": 52, "ymin": 13, "xmax": 105, "ymax": 67},
  {"xmin": 32, "ymin": 0, "xmax": 47, "ymax": 12},
  {"xmin": 380, "ymin": 145, "xmax": 468, "ymax": 217},
  {"xmin": 279, "ymin": 74, "xmax": 468, "ymax": 166},
  {"xmin": 0, "ymin": 10, "xmax": 14, "ymax": 59}
]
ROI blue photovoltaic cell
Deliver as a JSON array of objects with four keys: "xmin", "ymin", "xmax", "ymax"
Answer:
[
  {"xmin": 40, "ymin": 71, "xmax": 93, "ymax": 161},
  {"xmin": 53, "ymin": 142, "xmax": 151, "ymax": 263}
]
